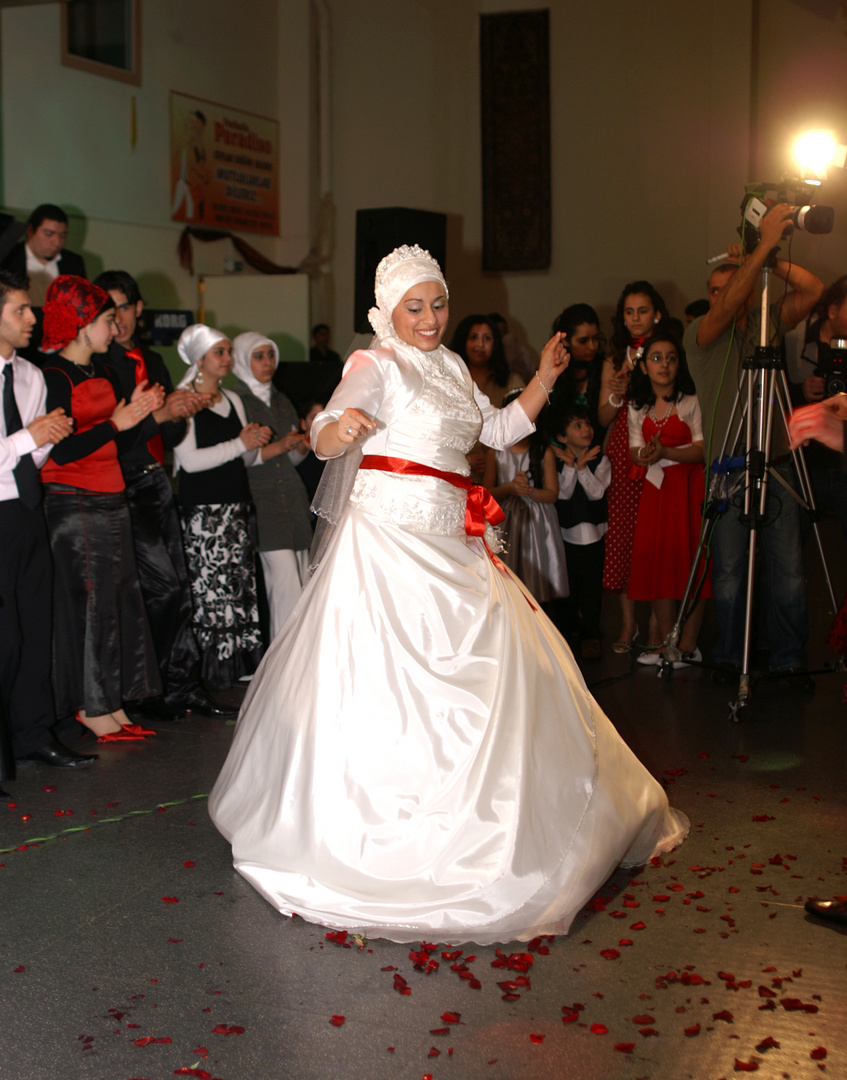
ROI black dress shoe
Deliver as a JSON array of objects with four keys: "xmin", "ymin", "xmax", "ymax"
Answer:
[
  {"xmin": 18, "ymin": 739, "xmax": 98, "ymax": 768},
  {"xmin": 125, "ymin": 697, "xmax": 185, "ymax": 722},
  {"xmin": 175, "ymin": 691, "xmax": 239, "ymax": 720},
  {"xmin": 805, "ymin": 898, "xmax": 847, "ymax": 926},
  {"xmin": 772, "ymin": 667, "xmax": 816, "ymax": 692}
]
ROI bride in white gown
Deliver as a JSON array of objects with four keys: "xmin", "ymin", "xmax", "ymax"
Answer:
[{"xmin": 208, "ymin": 245, "xmax": 687, "ymax": 945}]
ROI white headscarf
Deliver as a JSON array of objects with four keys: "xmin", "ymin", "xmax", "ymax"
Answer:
[
  {"xmin": 232, "ymin": 331, "xmax": 279, "ymax": 407},
  {"xmin": 176, "ymin": 323, "xmax": 229, "ymax": 388},
  {"xmin": 367, "ymin": 244, "xmax": 449, "ymax": 347},
  {"xmin": 310, "ymin": 246, "xmax": 451, "ymax": 572}
]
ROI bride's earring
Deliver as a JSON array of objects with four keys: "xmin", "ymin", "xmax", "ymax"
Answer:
[
  {"xmin": 83, "ymin": 329, "xmax": 92, "ymax": 348},
  {"xmin": 195, "ymin": 370, "xmax": 204, "ymax": 387}
]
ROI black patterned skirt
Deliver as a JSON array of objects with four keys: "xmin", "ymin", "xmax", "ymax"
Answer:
[
  {"xmin": 179, "ymin": 502, "xmax": 263, "ymax": 689},
  {"xmin": 43, "ymin": 485, "xmax": 162, "ymax": 718}
]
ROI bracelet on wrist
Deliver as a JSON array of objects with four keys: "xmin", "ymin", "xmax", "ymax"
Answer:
[
  {"xmin": 535, "ymin": 373, "xmax": 551, "ymax": 403},
  {"xmin": 608, "ymin": 393, "xmax": 624, "ymax": 409}
]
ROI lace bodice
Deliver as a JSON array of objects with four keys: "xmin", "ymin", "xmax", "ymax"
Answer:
[{"xmin": 350, "ymin": 354, "xmax": 482, "ymax": 535}]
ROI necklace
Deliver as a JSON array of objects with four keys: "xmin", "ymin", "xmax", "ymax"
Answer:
[{"xmin": 648, "ymin": 402, "xmax": 675, "ymax": 428}]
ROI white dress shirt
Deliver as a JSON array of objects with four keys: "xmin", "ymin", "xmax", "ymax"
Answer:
[
  {"xmin": 0, "ymin": 352, "xmax": 52, "ymax": 502},
  {"xmin": 25, "ymin": 244, "xmax": 61, "ymax": 307}
]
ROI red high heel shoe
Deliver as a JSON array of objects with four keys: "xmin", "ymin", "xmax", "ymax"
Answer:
[
  {"xmin": 75, "ymin": 712, "xmax": 145, "ymax": 742},
  {"xmin": 120, "ymin": 723, "xmax": 156, "ymax": 737}
]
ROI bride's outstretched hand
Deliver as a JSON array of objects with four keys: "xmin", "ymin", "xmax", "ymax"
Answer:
[
  {"xmin": 337, "ymin": 408, "xmax": 377, "ymax": 444},
  {"xmin": 537, "ymin": 332, "xmax": 569, "ymax": 387}
]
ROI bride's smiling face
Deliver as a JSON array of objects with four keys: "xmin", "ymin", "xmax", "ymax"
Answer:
[{"xmin": 391, "ymin": 281, "xmax": 449, "ymax": 351}]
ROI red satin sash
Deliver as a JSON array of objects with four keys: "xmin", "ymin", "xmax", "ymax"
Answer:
[{"xmin": 359, "ymin": 454, "xmax": 505, "ymax": 539}]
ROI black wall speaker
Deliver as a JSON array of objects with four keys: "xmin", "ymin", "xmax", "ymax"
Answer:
[{"xmin": 354, "ymin": 207, "xmax": 447, "ymax": 334}]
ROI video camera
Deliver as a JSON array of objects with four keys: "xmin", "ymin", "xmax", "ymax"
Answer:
[{"xmin": 740, "ymin": 175, "xmax": 834, "ymax": 252}]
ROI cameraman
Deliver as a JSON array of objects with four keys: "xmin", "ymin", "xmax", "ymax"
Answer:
[
  {"xmin": 684, "ymin": 203, "xmax": 824, "ymax": 686},
  {"xmin": 787, "ymin": 276, "xmax": 847, "ymax": 541}
]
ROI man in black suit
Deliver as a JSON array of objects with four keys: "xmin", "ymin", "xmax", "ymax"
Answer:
[
  {"xmin": 1, "ymin": 204, "xmax": 87, "ymax": 303},
  {"xmin": 0, "ymin": 267, "xmax": 97, "ymax": 799},
  {"xmin": 1, "ymin": 205, "xmax": 87, "ymax": 361},
  {"xmin": 94, "ymin": 270, "xmax": 237, "ymax": 721}
]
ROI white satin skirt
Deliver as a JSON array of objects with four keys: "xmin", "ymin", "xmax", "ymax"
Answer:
[{"xmin": 208, "ymin": 503, "xmax": 688, "ymax": 944}]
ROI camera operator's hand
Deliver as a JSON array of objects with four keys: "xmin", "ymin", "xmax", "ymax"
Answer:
[
  {"xmin": 759, "ymin": 202, "xmax": 793, "ymax": 251},
  {"xmin": 803, "ymin": 374, "xmax": 826, "ymax": 403}
]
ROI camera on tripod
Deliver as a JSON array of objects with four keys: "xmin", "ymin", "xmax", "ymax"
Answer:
[
  {"xmin": 815, "ymin": 339, "xmax": 847, "ymax": 396},
  {"xmin": 741, "ymin": 175, "xmax": 834, "ymax": 251}
]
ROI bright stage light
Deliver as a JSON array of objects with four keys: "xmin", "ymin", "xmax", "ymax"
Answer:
[{"xmin": 793, "ymin": 130, "xmax": 847, "ymax": 179}]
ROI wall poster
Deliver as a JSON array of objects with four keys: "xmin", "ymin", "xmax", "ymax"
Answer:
[{"xmin": 170, "ymin": 91, "xmax": 279, "ymax": 236}]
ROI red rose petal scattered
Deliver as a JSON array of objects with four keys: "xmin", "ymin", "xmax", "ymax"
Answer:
[
  {"xmin": 133, "ymin": 1036, "xmax": 172, "ymax": 1047},
  {"xmin": 713, "ymin": 1010, "xmax": 734, "ymax": 1022},
  {"xmin": 599, "ymin": 948, "xmax": 620, "ymax": 960},
  {"xmin": 210, "ymin": 1024, "xmax": 245, "ymax": 1035},
  {"xmin": 193, "ymin": 1047, "xmax": 209, "ymax": 1056},
  {"xmin": 632, "ymin": 1014, "xmax": 655, "ymax": 1025},
  {"xmin": 684, "ymin": 1023, "xmax": 701, "ymax": 1036},
  {"xmin": 427, "ymin": 1047, "xmax": 441, "ymax": 1058},
  {"xmin": 329, "ymin": 1015, "xmax": 345, "ymax": 1027},
  {"xmin": 780, "ymin": 997, "xmax": 818, "ymax": 1013},
  {"xmin": 734, "ymin": 1060, "xmax": 759, "ymax": 1072},
  {"xmin": 619, "ymin": 938, "xmax": 633, "ymax": 946},
  {"xmin": 167, "ymin": 938, "xmax": 183, "ymax": 944},
  {"xmin": 393, "ymin": 973, "xmax": 411, "ymax": 996},
  {"xmin": 529, "ymin": 1033, "xmax": 544, "ymax": 1043},
  {"xmin": 441, "ymin": 1011, "xmax": 462, "ymax": 1024},
  {"xmin": 173, "ymin": 1071, "xmax": 211, "ymax": 1079},
  {"xmin": 161, "ymin": 897, "xmax": 178, "ymax": 903},
  {"xmin": 630, "ymin": 921, "xmax": 647, "ymax": 931},
  {"xmin": 614, "ymin": 1042, "xmax": 636, "ymax": 1053},
  {"xmin": 756, "ymin": 1036, "xmax": 779, "ymax": 1051},
  {"xmin": 810, "ymin": 1047, "xmax": 827, "ymax": 1060},
  {"xmin": 13, "ymin": 965, "xmax": 25, "ymax": 973},
  {"xmin": 429, "ymin": 1027, "xmax": 450, "ymax": 1035},
  {"xmin": 184, "ymin": 861, "xmax": 196, "ymax": 868},
  {"xmin": 590, "ymin": 1023, "xmax": 608, "ymax": 1035},
  {"xmin": 42, "ymin": 785, "xmax": 57, "ymax": 792}
]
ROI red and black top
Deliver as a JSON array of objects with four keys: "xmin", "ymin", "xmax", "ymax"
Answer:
[{"xmin": 41, "ymin": 356, "xmax": 124, "ymax": 493}]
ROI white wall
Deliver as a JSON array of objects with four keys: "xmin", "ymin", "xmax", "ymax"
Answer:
[
  {"xmin": 0, "ymin": 0, "xmax": 313, "ymax": 326},
  {"xmin": 4, "ymin": 0, "xmax": 847, "ymax": 367},
  {"xmin": 323, "ymin": 0, "xmax": 753, "ymax": 355}
]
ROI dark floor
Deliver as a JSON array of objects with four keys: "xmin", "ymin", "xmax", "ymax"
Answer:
[{"xmin": 2, "ymin": 526, "xmax": 846, "ymax": 1080}]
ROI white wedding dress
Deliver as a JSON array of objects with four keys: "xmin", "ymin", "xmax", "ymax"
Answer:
[{"xmin": 208, "ymin": 345, "xmax": 687, "ymax": 945}]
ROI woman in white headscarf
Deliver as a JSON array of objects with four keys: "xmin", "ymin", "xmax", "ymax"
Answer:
[
  {"xmin": 209, "ymin": 246, "xmax": 688, "ymax": 945},
  {"xmin": 173, "ymin": 324, "xmax": 272, "ymax": 689},
  {"xmin": 230, "ymin": 332, "xmax": 313, "ymax": 640}
]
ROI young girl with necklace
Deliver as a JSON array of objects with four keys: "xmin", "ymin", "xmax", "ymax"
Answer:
[{"xmin": 627, "ymin": 327, "xmax": 710, "ymax": 667}]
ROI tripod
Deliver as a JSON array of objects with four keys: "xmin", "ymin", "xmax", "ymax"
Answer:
[{"xmin": 657, "ymin": 257, "xmax": 839, "ymax": 721}]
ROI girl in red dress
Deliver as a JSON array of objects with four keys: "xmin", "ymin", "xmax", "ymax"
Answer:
[
  {"xmin": 598, "ymin": 282, "xmax": 668, "ymax": 653},
  {"xmin": 626, "ymin": 328, "xmax": 710, "ymax": 667}
]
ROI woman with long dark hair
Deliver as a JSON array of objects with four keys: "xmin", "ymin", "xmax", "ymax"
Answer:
[{"xmin": 449, "ymin": 313, "xmax": 524, "ymax": 407}]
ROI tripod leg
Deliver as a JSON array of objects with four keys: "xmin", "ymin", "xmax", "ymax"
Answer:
[{"xmin": 775, "ymin": 372, "xmax": 840, "ymax": 612}]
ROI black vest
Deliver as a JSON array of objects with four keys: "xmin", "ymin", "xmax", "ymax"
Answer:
[
  {"xmin": 555, "ymin": 454, "xmax": 608, "ymax": 530},
  {"xmin": 178, "ymin": 398, "xmax": 251, "ymax": 507}
]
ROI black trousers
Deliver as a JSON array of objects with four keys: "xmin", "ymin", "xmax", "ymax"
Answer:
[
  {"xmin": 124, "ymin": 466, "xmax": 201, "ymax": 703},
  {"xmin": 562, "ymin": 536, "xmax": 606, "ymax": 641},
  {"xmin": 0, "ymin": 499, "xmax": 56, "ymax": 772}
]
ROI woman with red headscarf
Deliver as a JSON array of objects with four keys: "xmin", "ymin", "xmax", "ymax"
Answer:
[{"xmin": 41, "ymin": 275, "xmax": 164, "ymax": 742}]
